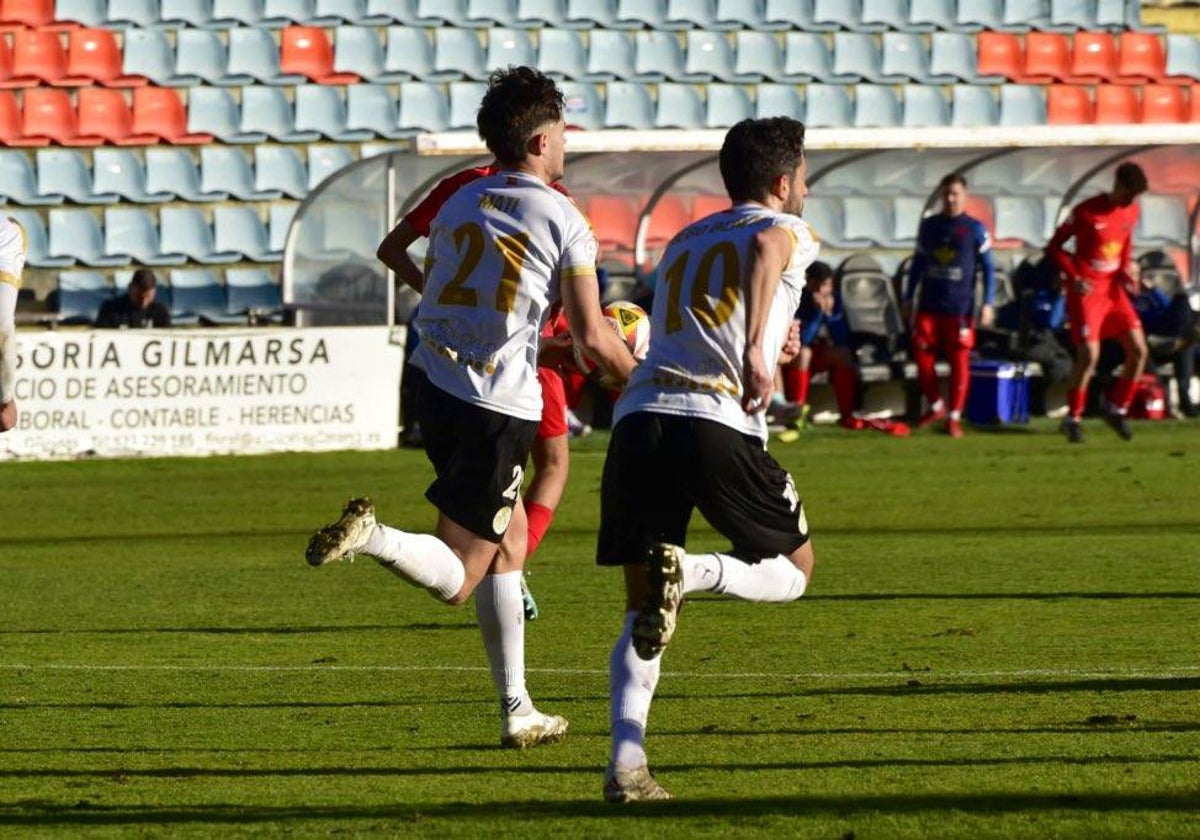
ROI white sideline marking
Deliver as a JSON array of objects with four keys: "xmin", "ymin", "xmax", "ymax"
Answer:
[{"xmin": 2, "ymin": 664, "xmax": 1198, "ymax": 681}]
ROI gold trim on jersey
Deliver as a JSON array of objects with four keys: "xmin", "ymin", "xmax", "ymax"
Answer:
[
  {"xmin": 651, "ymin": 369, "xmax": 741, "ymax": 398},
  {"xmin": 0, "ymin": 271, "xmax": 19, "ymax": 289},
  {"xmin": 560, "ymin": 265, "xmax": 594, "ymax": 278}
]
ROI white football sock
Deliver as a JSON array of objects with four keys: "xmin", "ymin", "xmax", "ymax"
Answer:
[
  {"xmin": 475, "ymin": 571, "xmax": 532, "ymax": 716},
  {"xmin": 683, "ymin": 553, "xmax": 807, "ymax": 602},
  {"xmin": 610, "ymin": 611, "xmax": 661, "ymax": 770},
  {"xmin": 365, "ymin": 525, "xmax": 465, "ymax": 602}
]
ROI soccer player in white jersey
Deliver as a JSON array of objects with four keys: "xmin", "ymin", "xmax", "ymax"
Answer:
[
  {"xmin": 596, "ymin": 117, "xmax": 819, "ymax": 801},
  {"xmin": 0, "ymin": 216, "xmax": 26, "ymax": 434},
  {"xmin": 305, "ymin": 67, "xmax": 636, "ymax": 748}
]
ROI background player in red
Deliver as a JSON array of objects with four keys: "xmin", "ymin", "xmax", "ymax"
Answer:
[
  {"xmin": 1045, "ymin": 162, "xmax": 1149, "ymax": 443},
  {"xmin": 903, "ymin": 173, "xmax": 996, "ymax": 439},
  {"xmin": 377, "ymin": 164, "xmax": 572, "ymax": 618}
]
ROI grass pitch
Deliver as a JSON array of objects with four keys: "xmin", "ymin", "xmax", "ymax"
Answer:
[{"xmin": 2, "ymin": 419, "xmax": 1199, "ymax": 838}]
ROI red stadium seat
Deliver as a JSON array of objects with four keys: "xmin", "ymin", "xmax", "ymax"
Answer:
[
  {"xmin": 0, "ymin": 0, "xmax": 73, "ymax": 30},
  {"xmin": 644, "ymin": 194, "xmax": 692, "ymax": 252},
  {"xmin": 1046, "ymin": 84, "xmax": 1094, "ymax": 124},
  {"xmin": 587, "ymin": 195, "xmax": 639, "ymax": 269},
  {"xmin": 1118, "ymin": 33, "xmax": 1169, "ymax": 83},
  {"xmin": 977, "ymin": 31, "xmax": 1024, "ymax": 82},
  {"xmin": 60, "ymin": 28, "xmax": 146, "ymax": 87},
  {"xmin": 280, "ymin": 26, "xmax": 359, "ymax": 85},
  {"xmin": 1093, "ymin": 85, "xmax": 1139, "ymax": 124},
  {"xmin": 0, "ymin": 89, "xmax": 48, "ymax": 144},
  {"xmin": 691, "ymin": 193, "xmax": 729, "ymax": 221},
  {"xmin": 1070, "ymin": 32, "xmax": 1118, "ymax": 84},
  {"xmin": 9, "ymin": 29, "xmax": 68, "ymax": 85},
  {"xmin": 0, "ymin": 30, "xmax": 27, "ymax": 88},
  {"xmin": 1023, "ymin": 33, "xmax": 1072, "ymax": 83},
  {"xmin": 1190, "ymin": 84, "xmax": 1200, "ymax": 122},
  {"xmin": 130, "ymin": 87, "xmax": 212, "ymax": 144},
  {"xmin": 76, "ymin": 87, "xmax": 156, "ymax": 144},
  {"xmin": 21, "ymin": 87, "xmax": 102, "ymax": 144},
  {"xmin": 1140, "ymin": 84, "xmax": 1188, "ymax": 123}
]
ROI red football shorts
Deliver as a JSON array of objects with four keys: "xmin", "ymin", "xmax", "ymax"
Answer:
[
  {"xmin": 536, "ymin": 367, "xmax": 568, "ymax": 439},
  {"xmin": 912, "ymin": 312, "xmax": 975, "ymax": 354},
  {"xmin": 807, "ymin": 339, "xmax": 852, "ymax": 372},
  {"xmin": 1067, "ymin": 288, "xmax": 1141, "ymax": 345}
]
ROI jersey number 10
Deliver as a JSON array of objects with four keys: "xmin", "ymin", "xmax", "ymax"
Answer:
[{"xmin": 660, "ymin": 241, "xmax": 741, "ymax": 334}]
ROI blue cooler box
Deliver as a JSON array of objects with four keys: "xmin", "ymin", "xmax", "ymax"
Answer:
[{"xmin": 967, "ymin": 360, "xmax": 1030, "ymax": 425}]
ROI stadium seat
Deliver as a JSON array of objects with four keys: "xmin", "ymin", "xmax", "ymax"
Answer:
[
  {"xmin": 643, "ymin": 193, "xmax": 690, "ymax": 254},
  {"xmin": 448, "ymin": 81, "xmax": 486, "ymax": 130},
  {"xmin": 262, "ymin": 0, "xmax": 320, "ymax": 27},
  {"xmin": 307, "ymin": 143, "xmax": 352, "ymax": 188},
  {"xmin": 158, "ymin": 0, "xmax": 212, "ymax": 26},
  {"xmin": 121, "ymin": 29, "xmax": 197, "ymax": 87},
  {"xmin": 1191, "ymin": 85, "xmax": 1200, "ymax": 123},
  {"xmin": 834, "ymin": 32, "xmax": 905, "ymax": 84},
  {"xmin": 705, "ymin": 82, "xmax": 752, "ymax": 127},
  {"xmin": 414, "ymin": 0, "xmax": 483, "ymax": 26},
  {"xmin": 160, "ymin": 206, "xmax": 240, "ymax": 263},
  {"xmin": 586, "ymin": 194, "xmax": 638, "ymax": 268},
  {"xmin": 241, "ymin": 85, "xmax": 321, "ymax": 142},
  {"xmin": 755, "ymin": 82, "xmax": 804, "ymax": 119},
  {"xmin": 951, "ymin": 84, "xmax": 999, "ymax": 126},
  {"xmin": 130, "ymin": 87, "xmax": 210, "ymax": 145},
  {"xmin": 253, "ymin": 144, "xmax": 307, "ymax": 198},
  {"xmin": 538, "ymin": 28, "xmax": 586, "ymax": 80},
  {"xmin": 994, "ymin": 195, "xmax": 1045, "ymax": 246},
  {"xmin": 314, "ymin": 0, "xmax": 368, "ymax": 23},
  {"xmin": 185, "ymin": 87, "xmax": 265, "ymax": 143},
  {"xmin": 295, "ymin": 83, "xmax": 371, "ymax": 140},
  {"xmin": 930, "ymin": 32, "xmax": 1004, "ymax": 84},
  {"xmin": 1136, "ymin": 195, "xmax": 1189, "ymax": 247},
  {"xmin": 199, "ymin": 145, "xmax": 275, "ymax": 199},
  {"xmin": 903, "ymin": 84, "xmax": 950, "ymax": 127},
  {"xmin": 785, "ymin": 32, "xmax": 856, "ymax": 84},
  {"xmin": 603, "ymin": 80, "xmax": 653, "ymax": 129},
  {"xmin": 145, "ymin": 147, "xmax": 226, "ymax": 201},
  {"xmin": 92, "ymin": 148, "xmax": 170, "ymax": 203},
  {"xmin": 0, "ymin": 91, "xmax": 37, "ymax": 146},
  {"xmin": 226, "ymin": 266, "xmax": 283, "ymax": 318},
  {"xmin": 653, "ymin": 82, "xmax": 704, "ymax": 129},
  {"xmin": 956, "ymin": 0, "xmax": 1005, "ymax": 31},
  {"xmin": 362, "ymin": 0, "xmax": 426, "ymax": 25},
  {"xmin": 384, "ymin": 26, "xmax": 439, "ymax": 81},
  {"xmin": 732, "ymin": 31, "xmax": 787, "ymax": 82},
  {"xmin": 49, "ymin": 208, "xmax": 130, "ymax": 266},
  {"xmin": 861, "ymin": 0, "xmax": 909, "ymax": 32},
  {"xmin": 1049, "ymin": 0, "xmax": 1095, "ymax": 30},
  {"xmin": 76, "ymin": 87, "xmax": 157, "ymax": 146},
  {"xmin": 345, "ymin": 82, "xmax": 405, "ymax": 137},
  {"xmin": 21, "ymin": 88, "xmax": 99, "ymax": 146},
  {"xmin": 333, "ymin": 26, "xmax": 384, "ymax": 81},
  {"xmin": 10, "ymin": 30, "xmax": 68, "ymax": 86},
  {"xmin": 614, "ymin": 0, "xmax": 673, "ymax": 30},
  {"xmin": 282, "ymin": 25, "xmax": 359, "ymax": 84},
  {"xmin": 61, "ymin": 28, "xmax": 147, "ymax": 87},
  {"xmin": 228, "ymin": 27, "xmax": 307, "ymax": 85},
  {"xmin": 106, "ymin": 0, "xmax": 170, "ymax": 27},
  {"xmin": 892, "ymin": 195, "xmax": 924, "ymax": 243},
  {"xmin": 999, "ymin": 83, "xmax": 1047, "ymax": 125},
  {"xmin": 1165, "ymin": 35, "xmax": 1200, "ymax": 85},
  {"xmin": 675, "ymin": 0, "xmax": 733, "ymax": 30},
  {"xmin": 396, "ymin": 81, "xmax": 449, "ymax": 133},
  {"xmin": 882, "ymin": 31, "xmax": 951, "ymax": 84},
  {"xmin": 466, "ymin": 0, "xmax": 520, "ymax": 27},
  {"xmin": 1140, "ymin": 84, "xmax": 1187, "ymax": 124},
  {"xmin": 0, "ymin": 34, "xmax": 28, "ymax": 89},
  {"xmin": 838, "ymin": 254, "xmax": 906, "ymax": 359},
  {"xmin": 55, "ymin": 270, "xmax": 112, "ymax": 323},
  {"xmin": 1096, "ymin": 0, "xmax": 1128, "ymax": 31},
  {"xmin": 803, "ymin": 197, "xmax": 860, "ymax": 248},
  {"xmin": 514, "ymin": 0, "xmax": 565, "ymax": 27},
  {"xmin": 1094, "ymin": 85, "xmax": 1138, "ymax": 124},
  {"xmin": 564, "ymin": 0, "xmax": 630, "ymax": 29},
  {"xmin": 1002, "ymin": 0, "xmax": 1051, "ymax": 31},
  {"xmin": 635, "ymin": 31, "xmax": 703, "ymax": 83},
  {"xmin": 842, "ymin": 195, "xmax": 897, "ymax": 247},
  {"xmin": 854, "ymin": 83, "xmax": 901, "ymax": 127},
  {"xmin": 433, "ymin": 27, "xmax": 487, "ymax": 80},
  {"xmin": 267, "ymin": 201, "xmax": 293, "ymax": 251},
  {"xmin": 1023, "ymin": 32, "xmax": 1072, "ymax": 83},
  {"xmin": 168, "ymin": 268, "xmax": 230, "ymax": 323},
  {"xmin": 586, "ymin": 30, "xmax": 635, "ymax": 81},
  {"xmin": 1, "ymin": 148, "xmax": 59, "ymax": 203},
  {"xmin": 175, "ymin": 29, "xmax": 251, "ymax": 86},
  {"xmin": 487, "ymin": 27, "xmax": 536, "ymax": 74},
  {"xmin": 976, "ymin": 31, "xmax": 1023, "ymax": 82},
  {"xmin": 2, "ymin": 0, "xmax": 69, "ymax": 30},
  {"xmin": 104, "ymin": 207, "xmax": 186, "ymax": 265},
  {"xmin": 908, "ymin": 0, "xmax": 957, "ymax": 31},
  {"xmin": 814, "ymin": 0, "xmax": 879, "ymax": 32},
  {"xmin": 7, "ymin": 209, "xmax": 67, "ymax": 268},
  {"xmin": 1071, "ymin": 31, "xmax": 1118, "ymax": 84},
  {"xmin": 686, "ymin": 30, "xmax": 757, "ymax": 83},
  {"xmin": 1118, "ymin": 32, "xmax": 1168, "ymax": 84},
  {"xmin": 805, "ymin": 83, "xmax": 853, "ymax": 127},
  {"xmin": 1046, "ymin": 84, "xmax": 1093, "ymax": 124},
  {"xmin": 559, "ymin": 80, "xmax": 604, "ymax": 129}
]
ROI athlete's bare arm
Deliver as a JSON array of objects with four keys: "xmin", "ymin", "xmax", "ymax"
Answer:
[
  {"xmin": 0, "ymin": 281, "xmax": 18, "ymax": 433},
  {"xmin": 561, "ymin": 271, "xmax": 635, "ymax": 387},
  {"xmin": 376, "ymin": 219, "xmax": 426, "ymax": 294},
  {"xmin": 742, "ymin": 226, "xmax": 796, "ymax": 413}
]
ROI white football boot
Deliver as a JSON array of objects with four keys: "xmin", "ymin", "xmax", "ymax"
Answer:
[
  {"xmin": 603, "ymin": 763, "xmax": 672, "ymax": 803},
  {"xmin": 306, "ymin": 497, "xmax": 377, "ymax": 567},
  {"xmin": 500, "ymin": 708, "xmax": 569, "ymax": 749},
  {"xmin": 632, "ymin": 542, "xmax": 684, "ymax": 661}
]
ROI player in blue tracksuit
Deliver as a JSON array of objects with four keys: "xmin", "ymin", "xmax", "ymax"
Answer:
[{"xmin": 903, "ymin": 173, "xmax": 996, "ymax": 438}]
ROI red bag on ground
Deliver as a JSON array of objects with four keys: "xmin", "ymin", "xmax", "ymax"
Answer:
[{"xmin": 1127, "ymin": 374, "xmax": 1166, "ymax": 420}]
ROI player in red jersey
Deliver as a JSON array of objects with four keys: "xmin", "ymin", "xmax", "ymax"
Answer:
[
  {"xmin": 377, "ymin": 164, "xmax": 574, "ymax": 618},
  {"xmin": 1045, "ymin": 163, "xmax": 1149, "ymax": 443}
]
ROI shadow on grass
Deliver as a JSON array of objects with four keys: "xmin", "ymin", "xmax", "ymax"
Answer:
[
  {"xmin": 656, "ymin": 676, "xmax": 1200, "ymax": 700},
  {"xmin": 0, "ymin": 623, "xmax": 476, "ymax": 636},
  {"xmin": 3, "ymin": 791, "xmax": 1200, "ymax": 826}
]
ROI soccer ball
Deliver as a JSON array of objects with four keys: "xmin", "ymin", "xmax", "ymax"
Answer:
[{"xmin": 572, "ymin": 300, "xmax": 650, "ymax": 388}]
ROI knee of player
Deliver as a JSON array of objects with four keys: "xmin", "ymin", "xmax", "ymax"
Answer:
[{"xmin": 443, "ymin": 583, "xmax": 475, "ymax": 607}]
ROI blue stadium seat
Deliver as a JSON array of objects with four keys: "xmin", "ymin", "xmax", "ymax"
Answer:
[
  {"xmin": 92, "ymin": 149, "xmax": 171, "ymax": 204},
  {"xmin": 930, "ymin": 32, "xmax": 1005, "ymax": 84},
  {"xmin": 434, "ymin": 28, "xmax": 488, "ymax": 80},
  {"xmin": 228, "ymin": 27, "xmax": 305, "ymax": 85},
  {"xmin": 839, "ymin": 256, "xmax": 906, "ymax": 353},
  {"xmin": 1049, "ymin": 0, "xmax": 1096, "ymax": 30},
  {"xmin": 486, "ymin": 28, "xmax": 536, "ymax": 73},
  {"xmin": 415, "ymin": 0, "xmax": 480, "ymax": 26},
  {"xmin": 1002, "ymin": 0, "xmax": 1051, "ymax": 31},
  {"xmin": 805, "ymin": 83, "xmax": 854, "ymax": 127},
  {"xmin": 815, "ymin": 0, "xmax": 883, "ymax": 32},
  {"xmin": 861, "ymin": 0, "xmax": 909, "ymax": 31},
  {"xmin": 883, "ymin": 32, "xmax": 953, "ymax": 83},
  {"xmin": 397, "ymin": 82, "xmax": 450, "ymax": 133},
  {"xmin": 262, "ymin": 0, "xmax": 318, "ymax": 26},
  {"xmin": 49, "ymin": 209, "xmax": 130, "ymax": 267},
  {"xmin": 1136, "ymin": 195, "xmax": 1189, "ymax": 247},
  {"xmin": 603, "ymin": 81, "xmax": 654, "ymax": 129},
  {"xmin": 1041, "ymin": 196, "xmax": 1062, "ymax": 239},
  {"xmin": 295, "ymin": 84, "xmax": 373, "ymax": 141},
  {"xmin": 516, "ymin": 0, "xmax": 567, "ymax": 27},
  {"xmin": 318, "ymin": 201, "xmax": 380, "ymax": 256},
  {"xmin": 803, "ymin": 197, "xmax": 860, "ymax": 248},
  {"xmin": 200, "ymin": 146, "xmax": 279, "ymax": 200},
  {"xmin": 765, "ymin": 0, "xmax": 836, "ymax": 30},
  {"xmin": 567, "ymin": 0, "xmax": 636, "ymax": 28},
  {"xmin": 307, "ymin": 144, "xmax": 354, "ymax": 189},
  {"xmin": 999, "ymin": 84, "xmax": 1047, "ymax": 126},
  {"xmin": 716, "ymin": 0, "xmax": 781, "ymax": 29},
  {"xmin": 854, "ymin": 84, "xmax": 902, "ymax": 127},
  {"xmin": 268, "ymin": 202, "xmax": 295, "ymax": 252},
  {"xmin": 1096, "ymin": 0, "xmax": 1128, "ymax": 30},
  {"xmin": 587, "ymin": 30, "xmax": 636, "ymax": 81},
  {"xmin": 538, "ymin": 28, "xmax": 587, "ymax": 80},
  {"xmin": 55, "ymin": 0, "xmax": 106, "ymax": 26},
  {"xmin": 8, "ymin": 211, "xmax": 72, "ymax": 268},
  {"xmin": 364, "ymin": 0, "xmax": 425, "ymax": 24},
  {"xmin": 908, "ymin": 0, "xmax": 957, "ymax": 31},
  {"xmin": 654, "ymin": 83, "xmax": 705, "ymax": 129},
  {"xmin": 315, "ymin": 0, "xmax": 369, "ymax": 23},
  {"xmin": 160, "ymin": 0, "xmax": 216, "ymax": 26},
  {"xmin": 145, "ymin": 148, "xmax": 228, "ymax": 202},
  {"xmin": 211, "ymin": 0, "xmax": 267, "ymax": 27},
  {"xmin": 333, "ymin": 26, "xmax": 385, "ymax": 81},
  {"xmin": 670, "ymin": 0, "xmax": 728, "ymax": 30},
  {"xmin": 226, "ymin": 267, "xmax": 283, "ymax": 318},
  {"xmin": 842, "ymin": 195, "xmax": 898, "ymax": 247},
  {"xmin": 346, "ymin": 83, "xmax": 406, "ymax": 138},
  {"xmin": 951, "ymin": 84, "xmax": 1000, "ymax": 126},
  {"xmin": 175, "ymin": 29, "xmax": 254, "ymax": 86},
  {"xmin": 636, "ymin": 31, "xmax": 704, "ymax": 82},
  {"xmin": 834, "ymin": 32, "xmax": 906, "ymax": 84},
  {"xmin": 686, "ymin": 31, "xmax": 758, "ymax": 83},
  {"xmin": 785, "ymin": 32, "xmax": 857, "ymax": 84},
  {"xmin": 108, "ymin": 0, "xmax": 168, "ymax": 27},
  {"xmin": 892, "ymin": 196, "xmax": 924, "ymax": 243},
  {"xmin": 616, "ymin": 0, "xmax": 679, "ymax": 30},
  {"xmin": 122, "ymin": 29, "xmax": 200, "ymax": 87},
  {"xmin": 241, "ymin": 86, "xmax": 322, "ymax": 142},
  {"xmin": 467, "ymin": 0, "xmax": 522, "ymax": 27},
  {"xmin": 733, "ymin": 31, "xmax": 788, "ymax": 82},
  {"xmin": 705, "ymin": 83, "xmax": 753, "ymax": 127},
  {"xmin": 168, "ymin": 268, "xmax": 230, "ymax": 323},
  {"xmin": 902, "ymin": 84, "xmax": 950, "ymax": 126},
  {"xmin": 755, "ymin": 82, "xmax": 804, "ymax": 119},
  {"xmin": 36, "ymin": 150, "xmax": 108, "ymax": 205},
  {"xmin": 3, "ymin": 150, "xmax": 63, "ymax": 205},
  {"xmin": 104, "ymin": 208, "xmax": 187, "ymax": 266},
  {"xmin": 56, "ymin": 271, "xmax": 115, "ymax": 324},
  {"xmin": 449, "ymin": 82, "xmax": 488, "ymax": 130},
  {"xmin": 253, "ymin": 146, "xmax": 307, "ymax": 199},
  {"xmin": 160, "ymin": 207, "xmax": 241, "ymax": 263},
  {"xmin": 994, "ymin": 195, "xmax": 1045, "ymax": 246},
  {"xmin": 384, "ymin": 26, "xmax": 440, "ymax": 81},
  {"xmin": 560, "ymin": 81, "xmax": 605, "ymax": 129},
  {"xmin": 1166, "ymin": 35, "xmax": 1200, "ymax": 82}
]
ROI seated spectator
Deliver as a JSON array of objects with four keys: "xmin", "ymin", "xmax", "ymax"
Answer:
[
  {"xmin": 96, "ymin": 269, "xmax": 171, "ymax": 329},
  {"xmin": 1128, "ymin": 262, "xmax": 1200, "ymax": 417}
]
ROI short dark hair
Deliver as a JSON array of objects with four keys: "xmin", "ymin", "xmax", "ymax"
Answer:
[
  {"xmin": 805, "ymin": 260, "xmax": 834, "ymax": 287},
  {"xmin": 129, "ymin": 269, "xmax": 157, "ymax": 292},
  {"xmin": 939, "ymin": 172, "xmax": 967, "ymax": 191},
  {"xmin": 1114, "ymin": 162, "xmax": 1148, "ymax": 196},
  {"xmin": 718, "ymin": 117, "xmax": 807, "ymax": 203},
  {"xmin": 476, "ymin": 66, "xmax": 564, "ymax": 167}
]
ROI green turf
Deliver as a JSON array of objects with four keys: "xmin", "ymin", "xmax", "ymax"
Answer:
[{"xmin": 2, "ymin": 419, "xmax": 1199, "ymax": 838}]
